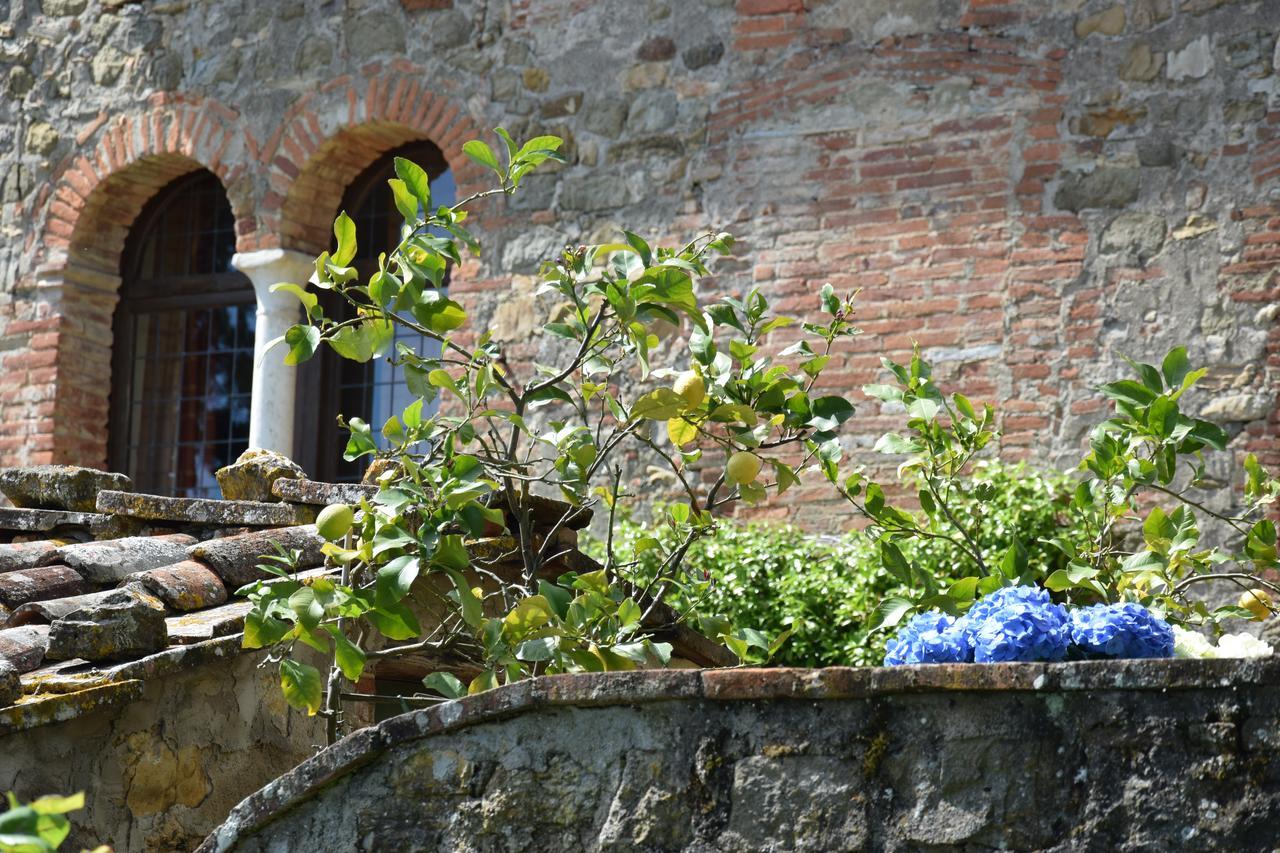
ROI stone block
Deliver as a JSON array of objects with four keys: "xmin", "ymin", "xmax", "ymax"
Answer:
[
  {"xmin": 96, "ymin": 491, "xmax": 316, "ymax": 527},
  {"xmin": 0, "ymin": 507, "xmax": 104, "ymax": 535},
  {"xmin": 1199, "ymin": 393, "xmax": 1270, "ymax": 423},
  {"xmin": 1119, "ymin": 43, "xmax": 1162, "ymax": 81},
  {"xmin": 166, "ymin": 601, "xmax": 251, "ymax": 643},
  {"xmin": 1074, "ymin": 5, "xmax": 1124, "ymax": 38},
  {"xmin": 187, "ymin": 526, "xmax": 324, "ymax": 589},
  {"xmin": 45, "ymin": 589, "xmax": 168, "ymax": 663},
  {"xmin": 0, "ymin": 625, "xmax": 48, "ymax": 673},
  {"xmin": 0, "ymin": 466, "xmax": 132, "ymax": 513},
  {"xmin": 215, "ymin": 449, "xmax": 308, "ymax": 502},
  {"xmin": 48, "ymin": 534, "xmax": 197, "ymax": 585},
  {"xmin": 1100, "ymin": 213, "xmax": 1166, "ymax": 263},
  {"xmin": 0, "ymin": 539, "xmax": 67, "ymax": 574},
  {"xmin": 1054, "ymin": 167, "xmax": 1141, "ymax": 212},
  {"xmin": 271, "ymin": 479, "xmax": 378, "ymax": 506},
  {"xmin": 1168, "ymin": 35, "xmax": 1213, "ymax": 80},
  {"xmin": 0, "ymin": 660, "xmax": 17, "ymax": 708},
  {"xmin": 636, "ymin": 36, "xmax": 676, "ymax": 62}
]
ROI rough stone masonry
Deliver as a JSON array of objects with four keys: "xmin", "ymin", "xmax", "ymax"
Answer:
[{"xmin": 2, "ymin": 0, "xmax": 1280, "ymax": 526}]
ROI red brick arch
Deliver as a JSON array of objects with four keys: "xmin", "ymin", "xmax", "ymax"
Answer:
[
  {"xmin": 254, "ymin": 62, "xmax": 490, "ymax": 255},
  {"xmin": 9, "ymin": 94, "xmax": 253, "ymax": 468}
]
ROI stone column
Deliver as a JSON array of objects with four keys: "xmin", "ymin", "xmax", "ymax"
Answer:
[{"xmin": 231, "ymin": 249, "xmax": 315, "ymax": 458}]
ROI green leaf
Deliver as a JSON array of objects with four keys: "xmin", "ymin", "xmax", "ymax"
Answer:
[
  {"xmin": 462, "ymin": 139, "xmax": 503, "ymax": 174},
  {"xmin": 270, "ymin": 282, "xmax": 319, "ymax": 317},
  {"xmin": 1100, "ymin": 379, "xmax": 1158, "ymax": 408},
  {"xmin": 366, "ymin": 601, "xmax": 421, "ymax": 640},
  {"xmin": 869, "ymin": 596, "xmax": 913, "ymax": 632},
  {"xmin": 332, "ymin": 211, "xmax": 357, "ymax": 266},
  {"xmin": 516, "ymin": 134, "xmax": 564, "ymax": 160},
  {"xmin": 394, "ymin": 157, "xmax": 432, "ymax": 212},
  {"xmin": 946, "ymin": 576, "xmax": 979, "ymax": 602},
  {"xmin": 423, "ymin": 672, "xmax": 466, "ymax": 699},
  {"xmin": 444, "ymin": 567, "xmax": 484, "ymax": 628},
  {"xmin": 1161, "ymin": 347, "xmax": 1190, "ymax": 390},
  {"xmin": 283, "ymin": 324, "xmax": 321, "ymax": 365},
  {"xmin": 376, "ymin": 555, "xmax": 420, "ymax": 605},
  {"xmin": 243, "ymin": 609, "xmax": 291, "ymax": 649},
  {"xmin": 332, "ymin": 631, "xmax": 367, "ymax": 682},
  {"xmin": 667, "ymin": 416, "xmax": 698, "ymax": 447},
  {"xmin": 287, "ymin": 586, "xmax": 325, "ymax": 630},
  {"xmin": 328, "ymin": 319, "xmax": 394, "ymax": 362},
  {"xmin": 874, "ymin": 433, "xmax": 923, "ymax": 455},
  {"xmin": 503, "ymin": 595, "xmax": 554, "ymax": 639},
  {"xmin": 632, "ymin": 388, "xmax": 687, "ymax": 420},
  {"xmin": 879, "ymin": 540, "xmax": 913, "ymax": 585},
  {"xmin": 1185, "ymin": 419, "xmax": 1229, "ymax": 451},
  {"xmin": 387, "ymin": 178, "xmax": 420, "ymax": 223},
  {"xmin": 411, "ymin": 293, "xmax": 467, "ymax": 334},
  {"xmin": 516, "ymin": 636, "xmax": 560, "ymax": 661},
  {"xmin": 468, "ymin": 670, "xmax": 499, "ymax": 695},
  {"xmin": 280, "ymin": 659, "xmax": 323, "ymax": 716}
]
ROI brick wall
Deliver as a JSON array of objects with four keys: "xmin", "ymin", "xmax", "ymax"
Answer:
[{"xmin": 0, "ymin": 0, "xmax": 1277, "ymax": 526}]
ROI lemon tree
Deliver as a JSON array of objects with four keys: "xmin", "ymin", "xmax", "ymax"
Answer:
[{"xmin": 242, "ymin": 129, "xmax": 861, "ymax": 739}]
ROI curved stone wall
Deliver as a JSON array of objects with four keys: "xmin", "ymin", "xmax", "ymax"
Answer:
[{"xmin": 205, "ymin": 659, "xmax": 1280, "ymax": 851}]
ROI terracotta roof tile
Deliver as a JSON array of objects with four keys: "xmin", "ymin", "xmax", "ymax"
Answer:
[{"xmin": 0, "ymin": 464, "xmax": 730, "ymax": 730}]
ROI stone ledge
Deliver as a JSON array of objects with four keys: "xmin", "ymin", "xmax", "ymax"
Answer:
[
  {"xmin": 3, "ymin": 634, "xmax": 250, "ymax": 735},
  {"xmin": 96, "ymin": 490, "xmax": 316, "ymax": 527},
  {"xmin": 0, "ymin": 506, "xmax": 106, "ymax": 533},
  {"xmin": 200, "ymin": 657, "xmax": 1280, "ymax": 851}
]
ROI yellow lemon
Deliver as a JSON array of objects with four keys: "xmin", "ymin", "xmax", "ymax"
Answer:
[
  {"xmin": 1239, "ymin": 588, "xmax": 1274, "ymax": 621},
  {"xmin": 316, "ymin": 503, "xmax": 355, "ymax": 542},
  {"xmin": 726, "ymin": 451, "xmax": 763, "ymax": 486},
  {"xmin": 672, "ymin": 370, "xmax": 706, "ymax": 410}
]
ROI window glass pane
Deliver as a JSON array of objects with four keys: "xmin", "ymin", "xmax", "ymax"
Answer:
[{"xmin": 123, "ymin": 304, "xmax": 255, "ymax": 498}]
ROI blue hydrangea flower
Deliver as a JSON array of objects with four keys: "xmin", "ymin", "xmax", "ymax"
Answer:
[
  {"xmin": 884, "ymin": 611, "xmax": 970, "ymax": 665},
  {"xmin": 1069, "ymin": 602, "xmax": 1174, "ymax": 659},
  {"xmin": 964, "ymin": 585, "xmax": 1071, "ymax": 663}
]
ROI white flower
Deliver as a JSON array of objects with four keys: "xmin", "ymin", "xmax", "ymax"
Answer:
[
  {"xmin": 1214, "ymin": 632, "xmax": 1274, "ymax": 659},
  {"xmin": 1173, "ymin": 625, "xmax": 1216, "ymax": 659}
]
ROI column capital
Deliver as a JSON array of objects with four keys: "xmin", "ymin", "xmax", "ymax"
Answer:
[{"xmin": 232, "ymin": 249, "xmax": 316, "ymax": 300}]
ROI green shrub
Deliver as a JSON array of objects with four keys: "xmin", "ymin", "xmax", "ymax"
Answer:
[{"xmin": 595, "ymin": 461, "xmax": 1079, "ymax": 667}]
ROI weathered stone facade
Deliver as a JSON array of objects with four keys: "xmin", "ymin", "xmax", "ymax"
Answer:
[
  {"xmin": 3, "ymin": 0, "xmax": 1280, "ymax": 525},
  {"xmin": 205, "ymin": 659, "xmax": 1280, "ymax": 851},
  {"xmin": 0, "ymin": 645, "xmax": 325, "ymax": 852}
]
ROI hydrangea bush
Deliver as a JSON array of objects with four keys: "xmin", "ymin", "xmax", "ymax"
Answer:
[
  {"xmin": 837, "ymin": 347, "xmax": 1280, "ymax": 648},
  {"xmin": 887, "ymin": 586, "xmax": 1180, "ymax": 665}
]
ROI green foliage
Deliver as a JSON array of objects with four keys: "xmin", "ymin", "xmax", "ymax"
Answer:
[
  {"xmin": 0, "ymin": 792, "xmax": 88, "ymax": 853},
  {"xmin": 848, "ymin": 345, "xmax": 1280, "ymax": 630},
  {"xmin": 249, "ymin": 129, "xmax": 863, "ymax": 739},
  {"xmin": 591, "ymin": 461, "xmax": 1079, "ymax": 667}
]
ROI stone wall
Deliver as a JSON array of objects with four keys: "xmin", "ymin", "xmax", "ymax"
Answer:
[
  {"xmin": 2, "ymin": 0, "xmax": 1279, "ymax": 525},
  {"xmin": 203, "ymin": 659, "xmax": 1280, "ymax": 851},
  {"xmin": 0, "ymin": 645, "xmax": 326, "ymax": 852}
]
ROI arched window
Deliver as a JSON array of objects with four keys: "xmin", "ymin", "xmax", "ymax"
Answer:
[
  {"xmin": 108, "ymin": 170, "xmax": 255, "ymax": 498},
  {"xmin": 297, "ymin": 140, "xmax": 455, "ymax": 482}
]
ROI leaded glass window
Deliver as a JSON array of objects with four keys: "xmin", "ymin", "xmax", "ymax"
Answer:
[{"xmin": 109, "ymin": 170, "xmax": 255, "ymax": 497}]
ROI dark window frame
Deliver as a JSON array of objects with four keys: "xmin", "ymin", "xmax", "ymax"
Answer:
[{"xmin": 108, "ymin": 170, "xmax": 255, "ymax": 496}]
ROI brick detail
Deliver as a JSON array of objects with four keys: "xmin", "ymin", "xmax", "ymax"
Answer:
[
  {"xmin": 255, "ymin": 65, "xmax": 488, "ymax": 255},
  {"xmin": 3, "ymin": 95, "xmax": 251, "ymax": 469}
]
